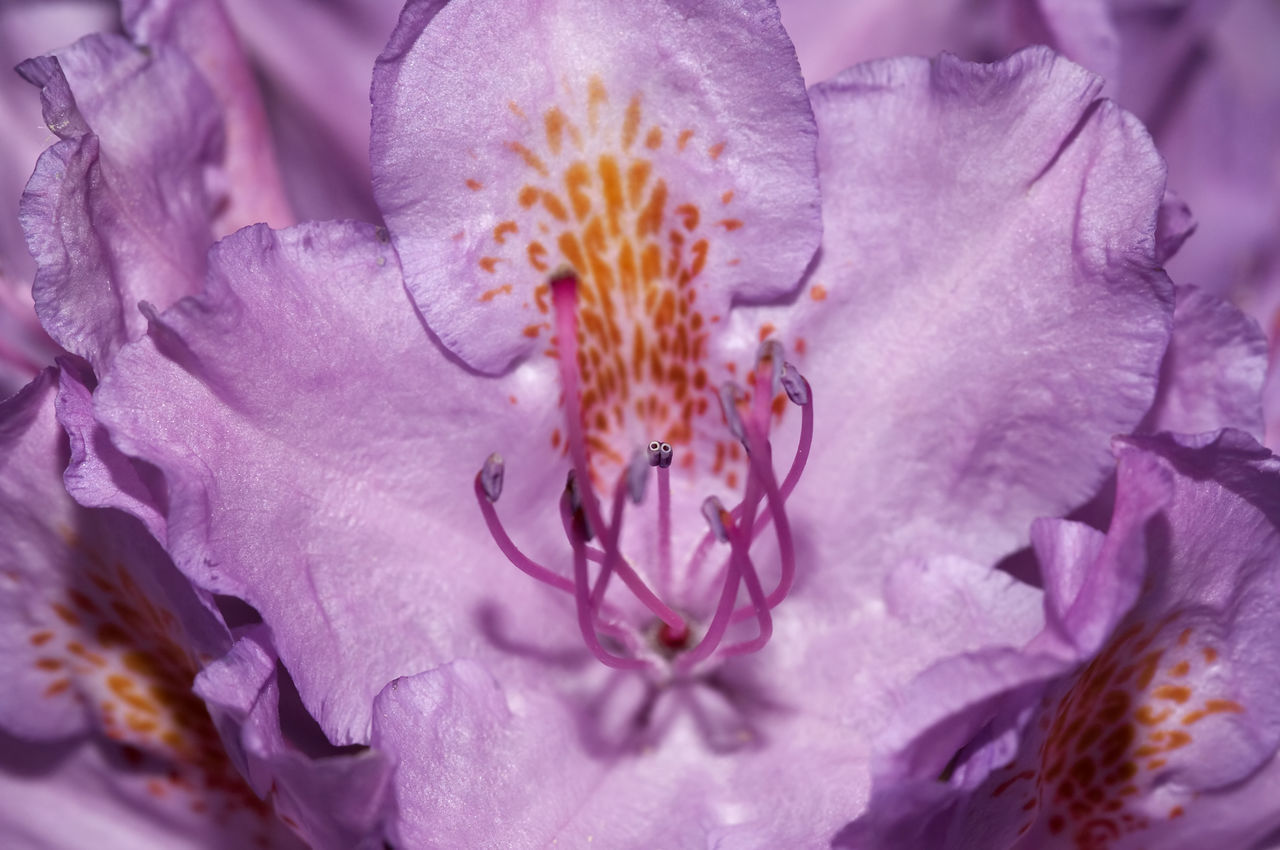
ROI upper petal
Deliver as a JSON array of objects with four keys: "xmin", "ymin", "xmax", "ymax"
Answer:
[{"xmin": 370, "ymin": 0, "xmax": 821, "ymax": 374}]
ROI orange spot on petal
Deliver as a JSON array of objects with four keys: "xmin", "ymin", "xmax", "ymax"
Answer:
[
  {"xmin": 494, "ymin": 221, "xmax": 518, "ymax": 244},
  {"xmin": 479, "ymin": 284, "xmax": 513, "ymax": 302}
]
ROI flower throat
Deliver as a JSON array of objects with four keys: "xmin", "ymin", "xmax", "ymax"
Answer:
[{"xmin": 476, "ymin": 270, "xmax": 813, "ymax": 675}]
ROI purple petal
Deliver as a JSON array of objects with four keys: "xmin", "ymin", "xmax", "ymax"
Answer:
[
  {"xmin": 19, "ymin": 33, "xmax": 222, "ymax": 369},
  {"xmin": 1141, "ymin": 285, "xmax": 1267, "ymax": 439},
  {"xmin": 55, "ymin": 356, "xmax": 168, "ymax": 541},
  {"xmin": 1151, "ymin": 0, "xmax": 1280, "ymax": 323},
  {"xmin": 0, "ymin": 371, "xmax": 304, "ymax": 846},
  {"xmin": 848, "ymin": 429, "xmax": 1280, "ymax": 848},
  {"xmin": 0, "ymin": 0, "xmax": 114, "ymax": 285},
  {"xmin": 370, "ymin": 0, "xmax": 821, "ymax": 374},
  {"xmin": 95, "ymin": 221, "xmax": 572, "ymax": 744},
  {"xmin": 219, "ymin": 0, "xmax": 403, "ymax": 222},
  {"xmin": 0, "ymin": 728, "xmax": 300, "ymax": 850},
  {"xmin": 746, "ymin": 48, "xmax": 1172, "ymax": 591},
  {"xmin": 121, "ymin": 0, "xmax": 295, "ymax": 232},
  {"xmin": 194, "ymin": 629, "xmax": 393, "ymax": 850},
  {"xmin": 1154, "ymin": 188, "xmax": 1196, "ymax": 265}
]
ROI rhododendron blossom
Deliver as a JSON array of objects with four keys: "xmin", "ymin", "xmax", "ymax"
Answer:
[{"xmin": 0, "ymin": 0, "xmax": 1277, "ymax": 848}]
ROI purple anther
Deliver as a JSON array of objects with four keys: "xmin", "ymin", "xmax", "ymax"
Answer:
[
  {"xmin": 646, "ymin": 440, "xmax": 674, "ymax": 468},
  {"xmin": 479, "ymin": 453, "xmax": 504, "ymax": 502},
  {"xmin": 718, "ymin": 382, "xmax": 746, "ymax": 444},
  {"xmin": 702, "ymin": 496, "xmax": 730, "ymax": 543},
  {"xmin": 780, "ymin": 362, "xmax": 810, "ymax": 406},
  {"xmin": 756, "ymin": 338, "xmax": 784, "ymax": 396},
  {"xmin": 564, "ymin": 470, "xmax": 593, "ymax": 542}
]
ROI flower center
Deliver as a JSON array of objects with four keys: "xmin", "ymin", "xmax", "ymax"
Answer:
[{"xmin": 476, "ymin": 270, "xmax": 813, "ymax": 676}]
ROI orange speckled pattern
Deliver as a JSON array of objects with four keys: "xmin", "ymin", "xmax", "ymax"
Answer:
[
  {"xmin": 985, "ymin": 616, "xmax": 1245, "ymax": 848},
  {"xmin": 26, "ymin": 529, "xmax": 279, "ymax": 846},
  {"xmin": 468, "ymin": 76, "xmax": 780, "ymax": 483}
]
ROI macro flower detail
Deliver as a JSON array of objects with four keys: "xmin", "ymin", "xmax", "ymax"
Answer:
[
  {"xmin": 371, "ymin": 0, "xmax": 821, "ymax": 377},
  {"xmin": 7, "ymin": 0, "xmax": 1277, "ymax": 846},
  {"xmin": 85, "ymin": 11, "xmax": 1188, "ymax": 845},
  {"xmin": 0, "ymin": 370, "xmax": 303, "ymax": 848},
  {"xmin": 844, "ymin": 431, "xmax": 1280, "ymax": 850}
]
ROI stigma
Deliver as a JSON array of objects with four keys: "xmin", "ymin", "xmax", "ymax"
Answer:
[{"xmin": 476, "ymin": 270, "xmax": 813, "ymax": 676}]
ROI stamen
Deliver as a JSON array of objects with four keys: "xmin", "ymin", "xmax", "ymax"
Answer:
[
  {"xmin": 718, "ymin": 510, "xmax": 772, "ymax": 658},
  {"xmin": 627, "ymin": 450, "xmax": 649, "ymax": 504},
  {"xmin": 775, "ymin": 362, "xmax": 813, "ymax": 501},
  {"xmin": 734, "ymin": 418, "xmax": 796, "ymax": 614},
  {"xmin": 684, "ymin": 363, "xmax": 813, "ymax": 594},
  {"xmin": 479, "ymin": 452, "xmax": 504, "ymax": 501},
  {"xmin": 650, "ymin": 440, "xmax": 675, "ymax": 597},
  {"xmin": 474, "ymin": 457, "xmax": 575, "ymax": 596},
  {"xmin": 677, "ymin": 485, "xmax": 764, "ymax": 671},
  {"xmin": 701, "ymin": 496, "xmax": 730, "ymax": 543},
  {"xmin": 553, "ymin": 271, "xmax": 687, "ymax": 639},
  {"xmin": 757, "ymin": 339, "xmax": 784, "ymax": 396},
  {"xmin": 563, "ymin": 493, "xmax": 648, "ymax": 671},
  {"xmin": 717, "ymin": 382, "xmax": 747, "ymax": 445},
  {"xmin": 646, "ymin": 440, "xmax": 673, "ymax": 469},
  {"xmin": 560, "ymin": 473, "xmax": 605, "ymax": 562}
]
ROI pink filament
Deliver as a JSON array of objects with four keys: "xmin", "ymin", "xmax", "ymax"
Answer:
[
  {"xmin": 475, "ymin": 475, "xmax": 575, "ymax": 596},
  {"xmin": 657, "ymin": 464, "xmax": 673, "ymax": 596},
  {"xmin": 719, "ymin": 518, "xmax": 773, "ymax": 657},
  {"xmin": 677, "ymin": 479, "xmax": 765, "ymax": 671},
  {"xmin": 563, "ymin": 496, "xmax": 648, "ymax": 670}
]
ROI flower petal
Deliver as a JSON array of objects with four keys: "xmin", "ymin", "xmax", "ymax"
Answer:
[
  {"xmin": 18, "ymin": 33, "xmax": 222, "ymax": 369},
  {"xmin": 194, "ymin": 629, "xmax": 394, "ymax": 850},
  {"xmin": 745, "ymin": 49, "xmax": 1173, "ymax": 592},
  {"xmin": 121, "ymin": 0, "xmax": 295, "ymax": 232},
  {"xmin": 370, "ymin": 0, "xmax": 821, "ymax": 374},
  {"xmin": 0, "ymin": 0, "xmax": 114, "ymax": 284},
  {"xmin": 218, "ymin": 0, "xmax": 403, "ymax": 222},
  {"xmin": 0, "ymin": 371, "xmax": 306, "ymax": 846},
  {"xmin": 94, "ymin": 221, "xmax": 574, "ymax": 744},
  {"xmin": 1141, "ymin": 285, "xmax": 1267, "ymax": 439},
  {"xmin": 56, "ymin": 356, "xmax": 168, "ymax": 542},
  {"xmin": 846, "ymin": 429, "xmax": 1280, "ymax": 849}
]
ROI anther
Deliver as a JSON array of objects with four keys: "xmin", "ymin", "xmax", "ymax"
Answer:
[
  {"xmin": 756, "ymin": 339, "xmax": 784, "ymax": 396},
  {"xmin": 646, "ymin": 440, "xmax": 674, "ymax": 468},
  {"xmin": 564, "ymin": 470, "xmax": 593, "ymax": 542},
  {"xmin": 780, "ymin": 361, "xmax": 810, "ymax": 406},
  {"xmin": 702, "ymin": 496, "xmax": 730, "ymax": 543},
  {"xmin": 717, "ymin": 382, "xmax": 747, "ymax": 444},
  {"xmin": 479, "ymin": 453, "xmax": 504, "ymax": 502}
]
